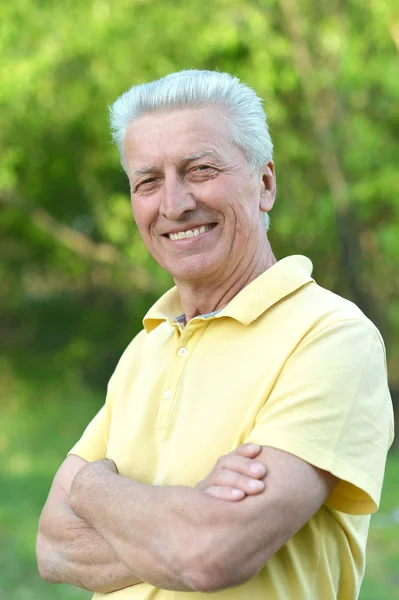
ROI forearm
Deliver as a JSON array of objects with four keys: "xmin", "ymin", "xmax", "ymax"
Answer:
[
  {"xmin": 37, "ymin": 500, "xmax": 142, "ymax": 593},
  {"xmin": 69, "ymin": 462, "xmax": 216, "ymax": 591}
]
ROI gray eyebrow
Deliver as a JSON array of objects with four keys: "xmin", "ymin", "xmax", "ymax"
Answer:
[
  {"xmin": 182, "ymin": 150, "xmax": 219, "ymax": 162},
  {"xmin": 130, "ymin": 165, "xmax": 158, "ymax": 176},
  {"xmin": 130, "ymin": 150, "xmax": 219, "ymax": 177}
]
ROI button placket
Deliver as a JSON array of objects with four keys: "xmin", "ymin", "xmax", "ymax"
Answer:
[
  {"xmin": 157, "ymin": 322, "xmax": 208, "ymax": 430},
  {"xmin": 157, "ymin": 387, "xmax": 174, "ymax": 429}
]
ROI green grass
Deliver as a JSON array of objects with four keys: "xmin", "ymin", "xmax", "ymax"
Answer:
[
  {"xmin": 359, "ymin": 455, "xmax": 399, "ymax": 599},
  {"xmin": 0, "ymin": 371, "xmax": 398, "ymax": 599},
  {"xmin": 0, "ymin": 371, "xmax": 95, "ymax": 600}
]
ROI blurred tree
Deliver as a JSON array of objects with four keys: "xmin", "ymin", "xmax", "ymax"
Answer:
[{"xmin": 1, "ymin": 0, "xmax": 398, "ymax": 414}]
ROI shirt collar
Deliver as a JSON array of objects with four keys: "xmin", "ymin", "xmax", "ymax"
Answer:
[{"xmin": 143, "ymin": 255, "xmax": 314, "ymax": 333}]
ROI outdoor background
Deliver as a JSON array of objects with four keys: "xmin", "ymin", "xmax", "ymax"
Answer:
[{"xmin": 1, "ymin": 0, "xmax": 398, "ymax": 598}]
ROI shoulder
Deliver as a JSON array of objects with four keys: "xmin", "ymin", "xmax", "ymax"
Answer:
[
  {"xmin": 256, "ymin": 276, "xmax": 384, "ymax": 367},
  {"xmin": 283, "ymin": 277, "xmax": 382, "ymax": 347},
  {"xmin": 303, "ymin": 283, "xmax": 385, "ymax": 356}
]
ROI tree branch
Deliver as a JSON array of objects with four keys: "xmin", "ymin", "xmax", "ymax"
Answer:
[
  {"xmin": 253, "ymin": 0, "xmax": 382, "ymax": 329},
  {"xmin": 0, "ymin": 191, "xmax": 160, "ymax": 295}
]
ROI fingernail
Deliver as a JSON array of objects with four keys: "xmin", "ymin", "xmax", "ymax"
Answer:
[
  {"xmin": 232, "ymin": 489, "xmax": 245, "ymax": 498},
  {"xmin": 248, "ymin": 479, "xmax": 264, "ymax": 490},
  {"xmin": 250, "ymin": 463, "xmax": 265, "ymax": 475},
  {"xmin": 247, "ymin": 444, "xmax": 260, "ymax": 452}
]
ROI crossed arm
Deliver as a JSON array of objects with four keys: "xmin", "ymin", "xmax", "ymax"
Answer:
[
  {"xmin": 36, "ymin": 445, "xmax": 338, "ymax": 593},
  {"xmin": 37, "ymin": 446, "xmax": 265, "ymax": 593},
  {"xmin": 37, "ymin": 447, "xmax": 262, "ymax": 593},
  {"xmin": 36, "ymin": 454, "xmax": 141, "ymax": 593}
]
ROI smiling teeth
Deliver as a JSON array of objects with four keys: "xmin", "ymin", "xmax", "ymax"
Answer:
[{"xmin": 168, "ymin": 225, "xmax": 213, "ymax": 240}]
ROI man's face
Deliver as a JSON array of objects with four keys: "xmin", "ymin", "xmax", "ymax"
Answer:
[{"xmin": 124, "ymin": 106, "xmax": 275, "ymax": 285}]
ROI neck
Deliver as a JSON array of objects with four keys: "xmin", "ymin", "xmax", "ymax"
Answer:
[{"xmin": 175, "ymin": 238, "xmax": 277, "ymax": 322}]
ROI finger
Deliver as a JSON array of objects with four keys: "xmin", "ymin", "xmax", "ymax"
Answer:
[
  {"xmin": 234, "ymin": 444, "xmax": 262, "ymax": 458},
  {"xmin": 212, "ymin": 468, "xmax": 266, "ymax": 495},
  {"xmin": 202, "ymin": 486, "xmax": 246, "ymax": 501},
  {"xmin": 216, "ymin": 455, "xmax": 267, "ymax": 479}
]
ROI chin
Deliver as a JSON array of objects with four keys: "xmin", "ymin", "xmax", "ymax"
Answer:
[
  {"xmin": 169, "ymin": 263, "xmax": 217, "ymax": 283},
  {"xmin": 162, "ymin": 255, "xmax": 218, "ymax": 282}
]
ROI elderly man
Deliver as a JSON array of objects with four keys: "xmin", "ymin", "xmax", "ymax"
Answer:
[{"xmin": 36, "ymin": 70, "xmax": 394, "ymax": 600}]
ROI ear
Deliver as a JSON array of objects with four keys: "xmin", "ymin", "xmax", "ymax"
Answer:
[{"xmin": 259, "ymin": 161, "xmax": 276, "ymax": 214}]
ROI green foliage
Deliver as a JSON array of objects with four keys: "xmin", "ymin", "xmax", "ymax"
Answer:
[
  {"xmin": 0, "ymin": 0, "xmax": 398, "ymax": 596},
  {"xmin": 1, "ymin": 0, "xmax": 398, "ymax": 393}
]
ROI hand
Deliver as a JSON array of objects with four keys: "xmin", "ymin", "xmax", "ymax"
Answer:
[{"xmin": 195, "ymin": 444, "xmax": 267, "ymax": 502}]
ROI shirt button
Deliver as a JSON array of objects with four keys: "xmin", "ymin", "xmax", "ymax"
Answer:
[
  {"xmin": 164, "ymin": 389, "xmax": 172, "ymax": 399},
  {"xmin": 178, "ymin": 347, "xmax": 187, "ymax": 357}
]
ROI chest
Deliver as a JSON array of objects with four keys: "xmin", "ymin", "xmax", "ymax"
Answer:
[{"xmin": 106, "ymin": 317, "xmax": 300, "ymax": 487}]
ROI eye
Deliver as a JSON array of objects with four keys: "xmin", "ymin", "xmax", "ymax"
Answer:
[
  {"xmin": 134, "ymin": 177, "xmax": 156, "ymax": 192},
  {"xmin": 189, "ymin": 164, "xmax": 218, "ymax": 181}
]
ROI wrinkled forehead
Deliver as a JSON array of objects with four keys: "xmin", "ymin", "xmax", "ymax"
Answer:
[
  {"xmin": 124, "ymin": 105, "xmax": 231, "ymax": 146},
  {"xmin": 123, "ymin": 106, "xmax": 245, "ymax": 173}
]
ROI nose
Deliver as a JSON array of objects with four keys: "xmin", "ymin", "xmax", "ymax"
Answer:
[{"xmin": 159, "ymin": 172, "xmax": 196, "ymax": 220}]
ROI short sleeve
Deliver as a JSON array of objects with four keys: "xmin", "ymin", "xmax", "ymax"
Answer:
[
  {"xmin": 245, "ymin": 319, "xmax": 394, "ymax": 515},
  {"xmin": 68, "ymin": 373, "xmax": 116, "ymax": 462}
]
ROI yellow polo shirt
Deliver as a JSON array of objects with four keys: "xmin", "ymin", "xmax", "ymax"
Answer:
[{"xmin": 70, "ymin": 255, "xmax": 394, "ymax": 600}]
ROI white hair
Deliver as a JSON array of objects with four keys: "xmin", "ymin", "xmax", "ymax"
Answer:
[{"xmin": 109, "ymin": 70, "xmax": 273, "ymax": 230}]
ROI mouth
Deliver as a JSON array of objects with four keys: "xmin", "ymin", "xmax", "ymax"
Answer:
[{"xmin": 164, "ymin": 223, "xmax": 217, "ymax": 241}]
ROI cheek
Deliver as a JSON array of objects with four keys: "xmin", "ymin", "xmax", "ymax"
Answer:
[
  {"xmin": 228, "ymin": 198, "xmax": 260, "ymax": 242},
  {"xmin": 131, "ymin": 198, "xmax": 155, "ymax": 233}
]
